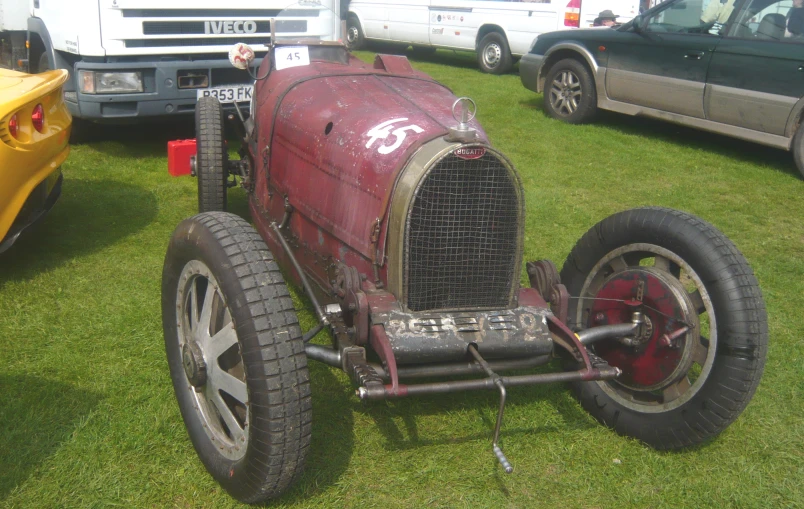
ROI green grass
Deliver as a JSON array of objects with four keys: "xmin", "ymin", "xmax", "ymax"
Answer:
[{"xmin": 1, "ymin": 48, "xmax": 802, "ymax": 508}]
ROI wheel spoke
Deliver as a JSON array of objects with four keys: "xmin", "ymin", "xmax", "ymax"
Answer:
[
  {"xmin": 209, "ymin": 366, "xmax": 248, "ymax": 404},
  {"xmin": 208, "ymin": 387, "xmax": 246, "ymax": 444},
  {"xmin": 198, "ymin": 282, "xmax": 217, "ymax": 337},
  {"xmin": 688, "ymin": 288, "xmax": 706, "ymax": 314},
  {"xmin": 653, "ymin": 255, "xmax": 671, "ymax": 272},
  {"xmin": 206, "ymin": 322, "xmax": 238, "ymax": 359},
  {"xmin": 692, "ymin": 338, "xmax": 709, "ymax": 365},
  {"xmin": 189, "ymin": 280, "xmax": 199, "ymax": 330},
  {"xmin": 608, "ymin": 255, "xmax": 629, "ymax": 272},
  {"xmin": 662, "ymin": 376, "xmax": 691, "ymax": 402}
]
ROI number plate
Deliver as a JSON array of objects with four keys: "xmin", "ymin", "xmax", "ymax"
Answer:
[{"xmin": 197, "ymin": 85, "xmax": 254, "ymax": 104}]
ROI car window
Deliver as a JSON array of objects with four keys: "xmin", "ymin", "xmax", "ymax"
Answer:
[
  {"xmin": 644, "ymin": 0, "xmax": 728, "ymax": 34},
  {"xmin": 728, "ymin": 0, "xmax": 804, "ymax": 40}
]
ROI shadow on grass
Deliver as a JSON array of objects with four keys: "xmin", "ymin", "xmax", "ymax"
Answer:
[
  {"xmin": 276, "ymin": 362, "xmax": 355, "ymax": 504},
  {"xmin": 357, "ymin": 369, "xmax": 594, "ymax": 452},
  {"xmin": 520, "ymin": 96, "xmax": 798, "ymax": 177},
  {"xmin": 0, "ymin": 179, "xmax": 157, "ymax": 286},
  {"xmin": 0, "ymin": 375, "xmax": 101, "ymax": 497},
  {"xmin": 73, "ymin": 117, "xmax": 195, "ymax": 149}
]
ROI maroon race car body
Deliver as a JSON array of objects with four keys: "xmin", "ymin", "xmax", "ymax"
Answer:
[{"xmin": 162, "ymin": 40, "xmax": 768, "ymax": 504}]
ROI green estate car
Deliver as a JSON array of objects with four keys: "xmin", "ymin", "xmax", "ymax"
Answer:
[{"xmin": 520, "ymin": 0, "xmax": 804, "ymax": 177}]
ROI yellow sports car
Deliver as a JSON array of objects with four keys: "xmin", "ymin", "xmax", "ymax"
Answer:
[{"xmin": 0, "ymin": 68, "xmax": 71, "ymax": 253}]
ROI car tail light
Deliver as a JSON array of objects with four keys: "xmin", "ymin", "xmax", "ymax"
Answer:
[
  {"xmin": 564, "ymin": 0, "xmax": 581, "ymax": 27},
  {"xmin": 32, "ymin": 104, "xmax": 45, "ymax": 132},
  {"xmin": 8, "ymin": 113, "xmax": 18, "ymax": 138}
]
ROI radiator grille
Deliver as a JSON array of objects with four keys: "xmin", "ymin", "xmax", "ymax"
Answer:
[{"xmin": 405, "ymin": 149, "xmax": 521, "ymax": 312}]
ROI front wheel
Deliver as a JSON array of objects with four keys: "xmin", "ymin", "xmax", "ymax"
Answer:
[
  {"xmin": 195, "ymin": 96, "xmax": 228, "ymax": 212},
  {"xmin": 162, "ymin": 212, "xmax": 311, "ymax": 503},
  {"xmin": 560, "ymin": 207, "xmax": 767, "ymax": 450},
  {"xmin": 477, "ymin": 32, "xmax": 513, "ymax": 74},
  {"xmin": 346, "ymin": 14, "xmax": 365, "ymax": 51},
  {"xmin": 543, "ymin": 58, "xmax": 597, "ymax": 124}
]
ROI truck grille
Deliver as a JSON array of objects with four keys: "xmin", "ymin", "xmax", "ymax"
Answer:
[{"xmin": 405, "ymin": 148, "xmax": 522, "ymax": 312}]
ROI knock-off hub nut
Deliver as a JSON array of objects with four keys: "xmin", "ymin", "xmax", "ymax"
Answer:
[{"xmin": 182, "ymin": 341, "xmax": 207, "ymax": 388}]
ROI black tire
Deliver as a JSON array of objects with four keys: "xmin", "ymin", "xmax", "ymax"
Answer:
[
  {"xmin": 560, "ymin": 207, "xmax": 767, "ymax": 450},
  {"xmin": 543, "ymin": 58, "xmax": 597, "ymax": 124},
  {"xmin": 162, "ymin": 212, "xmax": 311, "ymax": 503},
  {"xmin": 792, "ymin": 124, "xmax": 804, "ymax": 179},
  {"xmin": 346, "ymin": 14, "xmax": 365, "ymax": 51},
  {"xmin": 195, "ymin": 96, "xmax": 228, "ymax": 212},
  {"xmin": 477, "ymin": 32, "xmax": 513, "ymax": 74}
]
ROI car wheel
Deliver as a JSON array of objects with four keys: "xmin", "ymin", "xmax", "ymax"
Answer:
[
  {"xmin": 162, "ymin": 212, "xmax": 311, "ymax": 503},
  {"xmin": 560, "ymin": 207, "xmax": 767, "ymax": 450},
  {"xmin": 195, "ymin": 96, "xmax": 228, "ymax": 212},
  {"xmin": 543, "ymin": 58, "xmax": 597, "ymax": 124},
  {"xmin": 792, "ymin": 124, "xmax": 804, "ymax": 179},
  {"xmin": 477, "ymin": 32, "xmax": 513, "ymax": 74},
  {"xmin": 346, "ymin": 14, "xmax": 365, "ymax": 51}
]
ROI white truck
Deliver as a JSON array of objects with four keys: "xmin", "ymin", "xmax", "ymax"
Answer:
[
  {"xmin": 346, "ymin": 0, "xmax": 639, "ymax": 74},
  {"xmin": 0, "ymin": 0, "xmax": 341, "ymax": 130}
]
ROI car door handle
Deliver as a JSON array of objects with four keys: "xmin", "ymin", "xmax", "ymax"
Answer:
[{"xmin": 684, "ymin": 51, "xmax": 705, "ymax": 60}]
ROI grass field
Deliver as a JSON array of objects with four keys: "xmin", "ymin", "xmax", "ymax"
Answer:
[{"xmin": 1, "ymin": 48, "xmax": 802, "ymax": 508}]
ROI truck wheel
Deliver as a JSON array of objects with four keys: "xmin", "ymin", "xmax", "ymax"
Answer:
[
  {"xmin": 36, "ymin": 52, "xmax": 50, "ymax": 73},
  {"xmin": 560, "ymin": 207, "xmax": 767, "ymax": 450},
  {"xmin": 195, "ymin": 96, "xmax": 228, "ymax": 212},
  {"xmin": 543, "ymin": 58, "xmax": 597, "ymax": 124},
  {"xmin": 792, "ymin": 124, "xmax": 804, "ymax": 179},
  {"xmin": 162, "ymin": 212, "xmax": 311, "ymax": 503},
  {"xmin": 477, "ymin": 32, "xmax": 512, "ymax": 74},
  {"xmin": 346, "ymin": 15, "xmax": 365, "ymax": 51}
]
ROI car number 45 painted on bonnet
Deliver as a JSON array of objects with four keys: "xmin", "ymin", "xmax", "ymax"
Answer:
[{"xmin": 365, "ymin": 118, "xmax": 424, "ymax": 154}]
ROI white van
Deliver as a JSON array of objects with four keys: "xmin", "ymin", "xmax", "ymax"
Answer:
[{"xmin": 346, "ymin": 0, "xmax": 639, "ymax": 73}]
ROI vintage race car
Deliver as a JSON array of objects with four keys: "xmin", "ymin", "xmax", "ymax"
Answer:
[
  {"xmin": 0, "ymin": 68, "xmax": 71, "ymax": 253},
  {"xmin": 163, "ymin": 28, "xmax": 768, "ymax": 504}
]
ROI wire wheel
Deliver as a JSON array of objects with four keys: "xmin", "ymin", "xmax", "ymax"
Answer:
[
  {"xmin": 175, "ymin": 260, "xmax": 248, "ymax": 460},
  {"xmin": 549, "ymin": 70, "xmax": 583, "ymax": 117}
]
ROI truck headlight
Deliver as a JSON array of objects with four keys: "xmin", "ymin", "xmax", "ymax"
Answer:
[{"xmin": 78, "ymin": 71, "xmax": 143, "ymax": 94}]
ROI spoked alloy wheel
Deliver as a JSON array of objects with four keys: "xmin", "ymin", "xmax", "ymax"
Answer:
[
  {"xmin": 561, "ymin": 207, "xmax": 767, "ymax": 449},
  {"xmin": 543, "ymin": 58, "xmax": 597, "ymax": 124},
  {"xmin": 176, "ymin": 260, "xmax": 248, "ymax": 460},
  {"xmin": 549, "ymin": 69, "xmax": 583, "ymax": 118},
  {"xmin": 162, "ymin": 212, "xmax": 311, "ymax": 503}
]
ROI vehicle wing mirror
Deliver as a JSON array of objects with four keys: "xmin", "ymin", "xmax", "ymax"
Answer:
[
  {"xmin": 631, "ymin": 14, "xmax": 645, "ymax": 32},
  {"xmin": 229, "ymin": 43, "xmax": 257, "ymax": 70}
]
